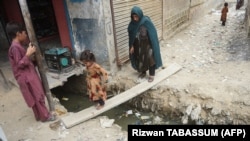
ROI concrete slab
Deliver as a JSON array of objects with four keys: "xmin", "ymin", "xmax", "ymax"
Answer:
[
  {"xmin": 61, "ymin": 63, "xmax": 182, "ymax": 129},
  {"xmin": 8, "ymin": 64, "xmax": 85, "ymax": 89},
  {"xmin": 0, "ymin": 126, "xmax": 8, "ymax": 141},
  {"xmin": 46, "ymin": 64, "xmax": 85, "ymax": 89}
]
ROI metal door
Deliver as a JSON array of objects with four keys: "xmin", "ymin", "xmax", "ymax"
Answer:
[{"xmin": 111, "ymin": 0, "xmax": 163, "ymax": 66}]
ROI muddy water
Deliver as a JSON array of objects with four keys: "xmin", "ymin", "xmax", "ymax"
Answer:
[{"xmin": 52, "ymin": 91, "xmax": 181, "ymax": 131}]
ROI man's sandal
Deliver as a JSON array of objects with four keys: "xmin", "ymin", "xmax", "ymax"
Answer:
[{"xmin": 46, "ymin": 114, "xmax": 56, "ymax": 122}]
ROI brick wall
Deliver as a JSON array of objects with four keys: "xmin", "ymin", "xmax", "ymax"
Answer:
[{"xmin": 163, "ymin": 0, "xmax": 224, "ymax": 39}]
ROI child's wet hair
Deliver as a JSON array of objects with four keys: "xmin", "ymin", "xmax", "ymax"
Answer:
[{"xmin": 80, "ymin": 49, "xmax": 96, "ymax": 62}]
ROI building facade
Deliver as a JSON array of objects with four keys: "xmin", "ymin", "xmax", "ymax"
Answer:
[{"xmin": 0, "ymin": 0, "xmax": 225, "ymax": 73}]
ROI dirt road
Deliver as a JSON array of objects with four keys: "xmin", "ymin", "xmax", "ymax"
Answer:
[{"xmin": 121, "ymin": 2, "xmax": 250, "ymax": 125}]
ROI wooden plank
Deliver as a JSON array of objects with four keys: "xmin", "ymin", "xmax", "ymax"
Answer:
[
  {"xmin": 61, "ymin": 63, "xmax": 182, "ymax": 128},
  {"xmin": 0, "ymin": 126, "xmax": 8, "ymax": 141}
]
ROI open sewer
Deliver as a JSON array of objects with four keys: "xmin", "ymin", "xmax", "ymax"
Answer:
[{"xmin": 51, "ymin": 85, "xmax": 181, "ymax": 131}]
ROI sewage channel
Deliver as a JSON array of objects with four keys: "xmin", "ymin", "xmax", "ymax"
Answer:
[{"xmin": 52, "ymin": 89, "xmax": 181, "ymax": 131}]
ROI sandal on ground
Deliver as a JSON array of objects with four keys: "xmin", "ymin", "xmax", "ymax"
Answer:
[
  {"xmin": 148, "ymin": 76, "xmax": 154, "ymax": 82},
  {"xmin": 46, "ymin": 114, "xmax": 56, "ymax": 122},
  {"xmin": 138, "ymin": 72, "xmax": 146, "ymax": 78}
]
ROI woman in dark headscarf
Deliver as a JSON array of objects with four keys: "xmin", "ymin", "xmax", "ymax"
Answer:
[{"xmin": 127, "ymin": 6, "xmax": 163, "ymax": 82}]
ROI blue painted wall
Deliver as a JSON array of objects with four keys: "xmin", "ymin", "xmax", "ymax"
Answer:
[{"xmin": 65, "ymin": 0, "xmax": 108, "ymax": 65}]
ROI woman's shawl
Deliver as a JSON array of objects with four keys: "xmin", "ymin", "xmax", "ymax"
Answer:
[{"xmin": 128, "ymin": 6, "xmax": 162, "ymax": 70}]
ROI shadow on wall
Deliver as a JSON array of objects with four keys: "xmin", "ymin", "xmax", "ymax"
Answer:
[
  {"xmin": 72, "ymin": 18, "xmax": 107, "ymax": 64},
  {"xmin": 0, "ymin": 20, "xmax": 9, "ymax": 51},
  {"xmin": 0, "ymin": 20, "xmax": 10, "ymax": 63}
]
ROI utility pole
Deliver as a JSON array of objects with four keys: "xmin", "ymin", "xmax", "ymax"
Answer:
[{"xmin": 18, "ymin": 0, "xmax": 55, "ymax": 111}]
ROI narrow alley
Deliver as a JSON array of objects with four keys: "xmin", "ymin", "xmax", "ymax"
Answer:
[{"xmin": 119, "ymin": 1, "xmax": 250, "ymax": 125}]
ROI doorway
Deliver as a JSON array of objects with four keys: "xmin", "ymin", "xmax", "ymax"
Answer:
[{"xmin": 27, "ymin": 0, "xmax": 61, "ymax": 52}]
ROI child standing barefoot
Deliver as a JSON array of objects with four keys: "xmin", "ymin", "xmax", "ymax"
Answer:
[
  {"xmin": 80, "ymin": 50, "xmax": 108, "ymax": 110},
  {"xmin": 221, "ymin": 2, "xmax": 228, "ymax": 26}
]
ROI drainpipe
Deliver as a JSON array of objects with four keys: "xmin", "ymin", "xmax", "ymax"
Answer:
[{"xmin": 18, "ymin": 0, "xmax": 55, "ymax": 112}]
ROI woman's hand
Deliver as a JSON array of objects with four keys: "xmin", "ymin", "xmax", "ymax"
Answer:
[{"xmin": 130, "ymin": 46, "xmax": 134, "ymax": 54}]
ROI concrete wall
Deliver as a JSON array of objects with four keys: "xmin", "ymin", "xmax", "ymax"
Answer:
[
  {"xmin": 102, "ymin": 0, "xmax": 118, "ymax": 73},
  {"xmin": 189, "ymin": 0, "xmax": 224, "ymax": 21},
  {"xmin": 189, "ymin": 0, "xmax": 205, "ymax": 21},
  {"xmin": 65, "ymin": 0, "xmax": 226, "ymax": 73},
  {"xmin": 65, "ymin": 0, "xmax": 109, "ymax": 68},
  {"xmin": 163, "ymin": 0, "xmax": 190, "ymax": 39},
  {"xmin": 163, "ymin": 0, "xmax": 224, "ymax": 40},
  {"xmin": 225, "ymin": 0, "xmax": 238, "ymax": 2},
  {"xmin": 248, "ymin": 0, "xmax": 250, "ymax": 37}
]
